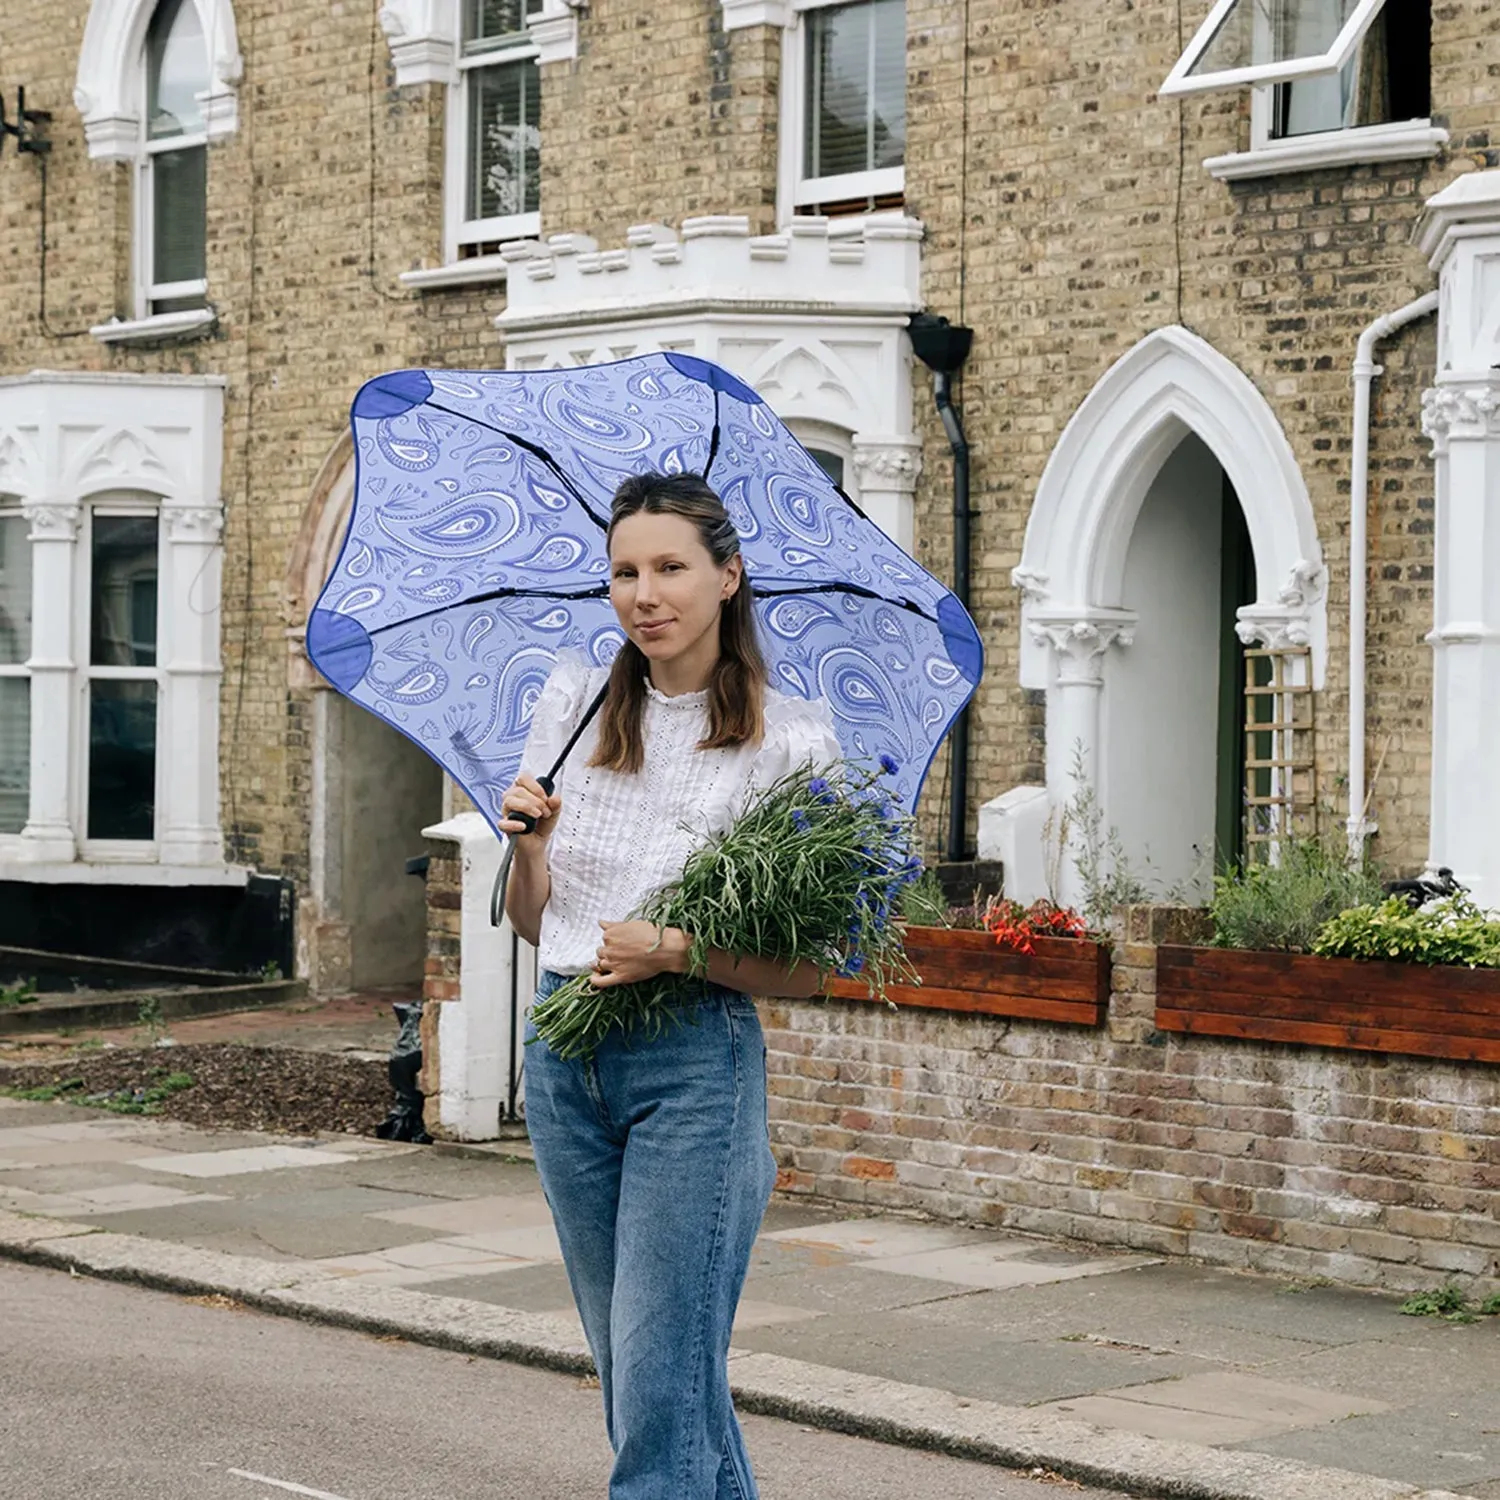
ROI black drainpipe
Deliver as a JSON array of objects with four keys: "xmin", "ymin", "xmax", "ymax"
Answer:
[{"xmin": 907, "ymin": 312, "xmax": 975, "ymax": 862}]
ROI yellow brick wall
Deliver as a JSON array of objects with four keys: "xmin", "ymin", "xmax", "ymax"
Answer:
[{"xmin": 3, "ymin": 0, "xmax": 1495, "ymax": 901}]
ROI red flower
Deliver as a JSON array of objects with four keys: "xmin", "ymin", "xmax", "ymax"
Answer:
[{"xmin": 984, "ymin": 898, "xmax": 1088, "ymax": 954}]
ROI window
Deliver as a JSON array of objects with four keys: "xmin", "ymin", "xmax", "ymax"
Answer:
[
  {"xmin": 0, "ymin": 501, "xmax": 29, "ymax": 837},
  {"xmin": 448, "ymin": 0, "xmax": 544, "ymax": 259},
  {"xmin": 1263, "ymin": 0, "xmax": 1429, "ymax": 140},
  {"xmin": 86, "ymin": 509, "xmax": 161, "ymax": 843},
  {"xmin": 786, "ymin": 0, "xmax": 905, "ymax": 217},
  {"xmin": 139, "ymin": 0, "xmax": 209, "ymax": 317}
]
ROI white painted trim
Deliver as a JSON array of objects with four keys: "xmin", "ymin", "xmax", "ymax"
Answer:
[
  {"xmin": 398, "ymin": 255, "xmax": 511, "ymax": 290},
  {"xmin": 0, "ymin": 859, "xmax": 248, "ymax": 885},
  {"xmin": 531, "ymin": 2, "xmax": 580, "ymax": 65},
  {"xmin": 0, "ymin": 374, "xmax": 226, "ymax": 877},
  {"xmin": 1016, "ymin": 325, "xmax": 1326, "ymax": 690},
  {"xmin": 1161, "ymin": 0, "xmax": 1387, "ymax": 98},
  {"xmin": 75, "ymin": 0, "xmax": 242, "ymax": 161},
  {"xmin": 423, "ymin": 812, "xmax": 535, "ymax": 1139},
  {"xmin": 1206, "ymin": 118, "xmax": 1447, "ymax": 180},
  {"xmin": 90, "ymin": 308, "xmax": 217, "ymax": 345},
  {"xmin": 721, "ymin": 0, "xmax": 793, "ymax": 27}
]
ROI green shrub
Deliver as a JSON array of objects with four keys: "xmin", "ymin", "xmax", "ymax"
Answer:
[
  {"xmin": 1209, "ymin": 840, "xmax": 1384, "ymax": 954},
  {"xmin": 1312, "ymin": 895, "xmax": 1500, "ymax": 968},
  {"xmin": 897, "ymin": 868, "xmax": 951, "ymax": 929}
]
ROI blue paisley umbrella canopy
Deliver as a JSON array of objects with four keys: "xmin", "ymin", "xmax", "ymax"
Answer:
[{"xmin": 308, "ymin": 353, "xmax": 982, "ymax": 835}]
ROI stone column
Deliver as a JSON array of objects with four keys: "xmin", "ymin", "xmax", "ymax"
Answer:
[
  {"xmin": 850, "ymin": 434, "xmax": 922, "ymax": 553},
  {"xmin": 158, "ymin": 504, "xmax": 226, "ymax": 865},
  {"xmin": 18, "ymin": 499, "xmax": 80, "ymax": 862},
  {"xmin": 1417, "ymin": 170, "xmax": 1500, "ymax": 908},
  {"xmin": 1030, "ymin": 611, "xmax": 1135, "ymax": 908}
]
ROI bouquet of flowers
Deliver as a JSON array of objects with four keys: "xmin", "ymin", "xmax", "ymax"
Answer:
[{"xmin": 528, "ymin": 757, "xmax": 924, "ymax": 1061}]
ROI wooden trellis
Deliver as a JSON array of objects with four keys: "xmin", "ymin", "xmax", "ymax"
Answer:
[{"xmin": 1243, "ymin": 646, "xmax": 1315, "ymax": 860}]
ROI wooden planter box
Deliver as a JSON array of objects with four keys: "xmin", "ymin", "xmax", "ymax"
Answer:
[
  {"xmin": 825, "ymin": 926, "xmax": 1109, "ymax": 1025},
  {"xmin": 1157, "ymin": 945, "xmax": 1500, "ymax": 1063}
]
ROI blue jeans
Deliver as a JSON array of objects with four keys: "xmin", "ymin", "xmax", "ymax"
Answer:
[{"xmin": 524, "ymin": 970, "xmax": 778, "ymax": 1500}]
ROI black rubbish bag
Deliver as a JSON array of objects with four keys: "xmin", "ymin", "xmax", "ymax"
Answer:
[{"xmin": 375, "ymin": 999, "xmax": 433, "ymax": 1144}]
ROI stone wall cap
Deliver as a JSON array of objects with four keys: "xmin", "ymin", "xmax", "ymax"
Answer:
[{"xmin": 1419, "ymin": 166, "xmax": 1500, "ymax": 268}]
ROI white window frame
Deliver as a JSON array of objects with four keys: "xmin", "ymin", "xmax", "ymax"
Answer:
[
  {"xmin": 135, "ymin": 0, "xmax": 210, "ymax": 320},
  {"xmin": 0, "ymin": 498, "xmax": 29, "ymax": 840},
  {"xmin": 779, "ymin": 0, "xmax": 906, "ymax": 219},
  {"xmin": 1161, "ymin": 0, "xmax": 1388, "ymax": 98},
  {"xmin": 443, "ymin": 1, "xmax": 545, "ymax": 263},
  {"xmin": 77, "ymin": 495, "xmax": 165, "ymax": 861}
]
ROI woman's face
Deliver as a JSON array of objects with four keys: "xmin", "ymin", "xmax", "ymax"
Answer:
[{"xmin": 608, "ymin": 511, "xmax": 742, "ymax": 669}]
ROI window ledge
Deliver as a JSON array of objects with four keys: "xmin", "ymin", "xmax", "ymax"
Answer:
[
  {"xmin": 89, "ymin": 307, "xmax": 217, "ymax": 345},
  {"xmin": 1204, "ymin": 121, "xmax": 1448, "ymax": 181},
  {"xmin": 0, "ymin": 859, "xmax": 251, "ymax": 887},
  {"xmin": 398, "ymin": 255, "xmax": 510, "ymax": 291}
]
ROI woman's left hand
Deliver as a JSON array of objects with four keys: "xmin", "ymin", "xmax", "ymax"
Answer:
[{"xmin": 590, "ymin": 920, "xmax": 688, "ymax": 987}]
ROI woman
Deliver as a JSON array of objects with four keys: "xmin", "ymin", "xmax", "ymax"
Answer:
[{"xmin": 500, "ymin": 471, "xmax": 839, "ymax": 1500}]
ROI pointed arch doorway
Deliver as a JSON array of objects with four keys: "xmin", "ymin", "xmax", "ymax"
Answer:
[
  {"xmin": 285, "ymin": 434, "xmax": 445, "ymax": 993},
  {"xmin": 996, "ymin": 328, "xmax": 1327, "ymax": 906}
]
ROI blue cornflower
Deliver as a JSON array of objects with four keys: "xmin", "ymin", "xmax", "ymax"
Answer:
[
  {"xmin": 791, "ymin": 808, "xmax": 810, "ymax": 833},
  {"xmin": 838, "ymin": 952, "xmax": 866, "ymax": 977},
  {"xmin": 808, "ymin": 776, "xmax": 830, "ymax": 800},
  {"xmin": 879, "ymin": 753, "xmax": 900, "ymax": 776}
]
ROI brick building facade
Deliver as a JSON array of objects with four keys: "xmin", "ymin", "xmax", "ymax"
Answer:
[{"xmin": 1, "ymin": 2, "xmax": 1499, "ymax": 1158}]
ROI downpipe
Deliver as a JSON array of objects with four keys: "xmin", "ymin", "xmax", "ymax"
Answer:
[
  {"xmin": 1346, "ymin": 290, "xmax": 1438, "ymax": 861},
  {"xmin": 933, "ymin": 370, "xmax": 973, "ymax": 862}
]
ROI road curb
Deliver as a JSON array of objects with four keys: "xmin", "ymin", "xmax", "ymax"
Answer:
[{"xmin": 0, "ymin": 1213, "xmax": 1474, "ymax": 1500}]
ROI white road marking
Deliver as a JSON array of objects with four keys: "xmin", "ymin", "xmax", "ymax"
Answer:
[{"xmin": 227, "ymin": 1469, "xmax": 358, "ymax": 1500}]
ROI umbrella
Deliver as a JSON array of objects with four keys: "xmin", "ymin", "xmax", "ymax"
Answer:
[{"xmin": 307, "ymin": 353, "xmax": 982, "ymax": 831}]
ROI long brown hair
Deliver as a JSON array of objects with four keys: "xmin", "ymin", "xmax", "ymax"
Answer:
[{"xmin": 589, "ymin": 471, "xmax": 767, "ymax": 775}]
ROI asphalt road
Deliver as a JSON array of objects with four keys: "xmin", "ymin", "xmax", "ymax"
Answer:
[{"xmin": 0, "ymin": 1259, "xmax": 1135, "ymax": 1500}]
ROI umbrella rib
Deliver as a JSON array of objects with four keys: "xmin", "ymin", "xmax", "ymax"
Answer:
[
  {"xmin": 420, "ymin": 398, "xmax": 613, "ymax": 531},
  {"xmin": 703, "ymin": 387, "xmax": 722, "ymax": 481},
  {"xmin": 364, "ymin": 583, "xmax": 612, "ymax": 639},
  {"xmin": 750, "ymin": 579, "xmax": 940, "ymax": 623}
]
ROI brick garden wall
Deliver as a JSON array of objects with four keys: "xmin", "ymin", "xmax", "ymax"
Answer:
[{"xmin": 758, "ymin": 906, "xmax": 1500, "ymax": 1297}]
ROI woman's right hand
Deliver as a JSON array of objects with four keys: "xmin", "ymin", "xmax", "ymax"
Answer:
[{"xmin": 499, "ymin": 774, "xmax": 563, "ymax": 845}]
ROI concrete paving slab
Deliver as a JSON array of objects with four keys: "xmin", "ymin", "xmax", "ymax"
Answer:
[
  {"xmin": 743, "ymin": 1254, "xmax": 977, "ymax": 1315},
  {"xmin": 0, "ymin": 1138, "xmax": 176, "ymax": 1169},
  {"xmin": 0, "ymin": 1209, "xmax": 98, "ymax": 1243},
  {"xmin": 1040, "ymin": 1393, "xmax": 1285, "ymax": 1445},
  {"xmin": 446, "ymin": 1222, "xmax": 563, "ymax": 1261},
  {"xmin": 370, "ymin": 1191, "xmax": 555, "ymax": 1234},
  {"xmin": 732, "ymin": 1299, "xmax": 826, "ymax": 1331},
  {"xmin": 130, "ymin": 1144, "xmax": 360, "ymax": 1177},
  {"xmin": 338, "ymin": 1150, "xmax": 541, "ymax": 1200},
  {"xmin": 1260, "ymin": 1339, "xmax": 1499, "ymax": 1405},
  {"xmin": 762, "ymin": 1217, "xmax": 990, "ymax": 1259},
  {"xmin": 1235, "ymin": 1390, "xmax": 1500, "ymax": 1493},
  {"xmin": 1101, "ymin": 1370, "xmax": 1389, "ymax": 1427},
  {"xmin": 729, "ymin": 1305, "xmax": 1210, "ymax": 1407},
  {"xmin": 376, "ymin": 1238, "xmax": 531, "ymax": 1272},
  {"xmin": 419, "ymin": 1261, "xmax": 576, "ymax": 1312},
  {"xmin": 862, "ymin": 1243, "xmax": 1160, "ymax": 1291}
]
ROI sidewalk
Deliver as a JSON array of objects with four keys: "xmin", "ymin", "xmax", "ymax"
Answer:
[{"xmin": 0, "ymin": 1094, "xmax": 1494, "ymax": 1500}]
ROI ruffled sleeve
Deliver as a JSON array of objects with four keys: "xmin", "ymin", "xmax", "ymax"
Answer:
[
  {"xmin": 520, "ymin": 650, "xmax": 605, "ymax": 783},
  {"xmin": 747, "ymin": 691, "xmax": 842, "ymax": 797}
]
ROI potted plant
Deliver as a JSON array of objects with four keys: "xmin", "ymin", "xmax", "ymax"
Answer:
[
  {"xmin": 824, "ymin": 877, "xmax": 1110, "ymax": 1026},
  {"xmin": 1156, "ymin": 842, "xmax": 1500, "ymax": 1063}
]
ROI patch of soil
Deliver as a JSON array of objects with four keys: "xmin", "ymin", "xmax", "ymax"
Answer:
[{"xmin": 0, "ymin": 1044, "xmax": 394, "ymax": 1137}]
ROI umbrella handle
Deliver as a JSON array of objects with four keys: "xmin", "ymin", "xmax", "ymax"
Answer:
[{"xmin": 490, "ymin": 773, "xmax": 555, "ymax": 927}]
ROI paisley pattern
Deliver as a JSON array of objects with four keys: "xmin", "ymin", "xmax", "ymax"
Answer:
[{"xmin": 309, "ymin": 355, "xmax": 982, "ymax": 833}]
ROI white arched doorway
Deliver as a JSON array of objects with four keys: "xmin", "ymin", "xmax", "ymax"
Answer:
[
  {"xmin": 284, "ymin": 434, "xmax": 444, "ymax": 994},
  {"xmin": 988, "ymin": 327, "xmax": 1327, "ymax": 906}
]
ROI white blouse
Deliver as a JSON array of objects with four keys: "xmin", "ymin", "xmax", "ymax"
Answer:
[{"xmin": 519, "ymin": 650, "xmax": 842, "ymax": 977}]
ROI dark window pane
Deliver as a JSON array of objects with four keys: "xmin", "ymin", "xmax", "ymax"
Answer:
[
  {"xmin": 808, "ymin": 448, "xmax": 846, "ymax": 487},
  {"xmin": 0, "ymin": 513, "xmax": 30, "ymax": 664},
  {"xmin": 805, "ymin": 0, "xmax": 906, "ymax": 181},
  {"xmin": 468, "ymin": 61, "xmax": 541, "ymax": 221},
  {"xmin": 0, "ymin": 677, "xmax": 27, "ymax": 835},
  {"xmin": 88, "ymin": 680, "xmax": 157, "ymax": 841},
  {"xmin": 147, "ymin": 0, "xmax": 209, "ymax": 139},
  {"xmin": 92, "ymin": 517, "xmax": 159, "ymax": 668},
  {"xmin": 152, "ymin": 144, "xmax": 207, "ymax": 293}
]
